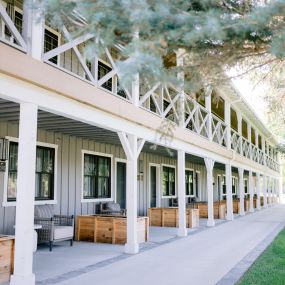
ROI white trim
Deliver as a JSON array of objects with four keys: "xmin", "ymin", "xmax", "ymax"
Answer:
[
  {"xmin": 114, "ymin": 158, "xmax": 127, "ymax": 204},
  {"xmin": 161, "ymin": 163, "xmax": 177, "ymax": 199},
  {"xmin": 2, "ymin": 136, "xmax": 58, "ymax": 207},
  {"xmin": 148, "ymin": 163, "xmax": 161, "ymax": 208},
  {"xmin": 185, "ymin": 168, "xmax": 195, "ymax": 197},
  {"xmin": 81, "ymin": 149, "xmax": 114, "ymax": 203}
]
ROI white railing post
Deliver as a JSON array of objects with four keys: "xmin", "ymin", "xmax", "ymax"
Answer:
[
  {"xmin": 205, "ymin": 86, "xmax": 212, "ymax": 141},
  {"xmin": 176, "ymin": 49, "xmax": 185, "ymax": 128},
  {"xmin": 224, "ymin": 101, "xmax": 231, "ymax": 150},
  {"xmin": 237, "ymin": 113, "xmax": 243, "ymax": 154},
  {"xmin": 249, "ymin": 171, "xmax": 254, "ymax": 213},
  {"xmin": 238, "ymin": 168, "xmax": 245, "ymax": 215},
  {"xmin": 177, "ymin": 149, "xmax": 187, "ymax": 236},
  {"xmin": 204, "ymin": 158, "xmax": 215, "ymax": 227},
  {"xmin": 10, "ymin": 103, "xmax": 38, "ymax": 285},
  {"xmin": 23, "ymin": 0, "xmax": 44, "ymax": 60},
  {"xmin": 256, "ymin": 173, "xmax": 261, "ymax": 210},
  {"xmin": 226, "ymin": 163, "xmax": 234, "ymax": 220}
]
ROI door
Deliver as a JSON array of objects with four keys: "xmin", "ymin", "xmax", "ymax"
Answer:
[
  {"xmin": 150, "ymin": 165, "xmax": 157, "ymax": 208},
  {"xmin": 116, "ymin": 161, "xmax": 126, "ymax": 209}
]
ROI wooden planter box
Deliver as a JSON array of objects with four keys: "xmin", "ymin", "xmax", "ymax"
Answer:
[
  {"xmin": 0, "ymin": 235, "xmax": 14, "ymax": 284},
  {"xmin": 232, "ymin": 200, "xmax": 240, "ymax": 214},
  {"xmin": 196, "ymin": 202, "xmax": 226, "ymax": 219},
  {"xmin": 260, "ymin": 196, "xmax": 264, "ymax": 206},
  {"xmin": 76, "ymin": 215, "xmax": 149, "ymax": 244},
  {"xmin": 148, "ymin": 208, "xmax": 199, "ymax": 228}
]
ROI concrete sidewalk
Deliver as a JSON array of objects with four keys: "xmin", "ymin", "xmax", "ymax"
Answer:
[{"xmin": 57, "ymin": 205, "xmax": 285, "ymax": 285}]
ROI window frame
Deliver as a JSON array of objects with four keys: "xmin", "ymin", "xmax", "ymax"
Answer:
[
  {"xmin": 244, "ymin": 178, "xmax": 249, "ymax": 196},
  {"xmin": 185, "ymin": 168, "xmax": 195, "ymax": 197},
  {"xmin": 232, "ymin": 176, "xmax": 237, "ymax": 195},
  {"xmin": 148, "ymin": 163, "xmax": 161, "ymax": 208},
  {"xmin": 81, "ymin": 150, "xmax": 113, "ymax": 203},
  {"xmin": 2, "ymin": 136, "xmax": 58, "ymax": 207},
  {"xmin": 161, "ymin": 164, "xmax": 176, "ymax": 198}
]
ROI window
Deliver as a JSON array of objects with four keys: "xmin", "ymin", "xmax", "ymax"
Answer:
[
  {"xmin": 7, "ymin": 141, "xmax": 56, "ymax": 202},
  {"xmin": 35, "ymin": 146, "xmax": 55, "ymax": 200},
  {"xmin": 222, "ymin": 175, "xmax": 226, "ymax": 195},
  {"xmin": 195, "ymin": 172, "xmax": 199, "ymax": 198},
  {"xmin": 44, "ymin": 28, "xmax": 59, "ymax": 64},
  {"xmin": 98, "ymin": 61, "xmax": 112, "ymax": 91},
  {"xmin": 7, "ymin": 142, "xmax": 18, "ymax": 201},
  {"xmin": 83, "ymin": 153, "xmax": 111, "ymax": 199},
  {"xmin": 244, "ymin": 179, "xmax": 248, "ymax": 195},
  {"xmin": 162, "ymin": 166, "xmax": 175, "ymax": 197},
  {"xmin": 185, "ymin": 170, "xmax": 194, "ymax": 196},
  {"xmin": 232, "ymin": 177, "xmax": 237, "ymax": 194}
]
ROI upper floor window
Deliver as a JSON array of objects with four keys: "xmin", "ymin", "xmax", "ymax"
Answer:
[
  {"xmin": 44, "ymin": 28, "xmax": 59, "ymax": 64},
  {"xmin": 7, "ymin": 141, "xmax": 56, "ymax": 202},
  {"xmin": 98, "ymin": 61, "xmax": 112, "ymax": 91},
  {"xmin": 162, "ymin": 166, "xmax": 175, "ymax": 197},
  {"xmin": 83, "ymin": 153, "xmax": 111, "ymax": 199}
]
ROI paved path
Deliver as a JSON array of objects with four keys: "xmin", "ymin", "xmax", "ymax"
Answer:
[{"xmin": 58, "ymin": 205, "xmax": 285, "ymax": 285}]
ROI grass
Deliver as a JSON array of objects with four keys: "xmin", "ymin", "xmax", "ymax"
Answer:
[{"xmin": 238, "ymin": 228, "xmax": 285, "ymax": 285}]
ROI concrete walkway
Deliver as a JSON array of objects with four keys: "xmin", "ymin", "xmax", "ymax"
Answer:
[{"xmin": 56, "ymin": 205, "xmax": 285, "ymax": 285}]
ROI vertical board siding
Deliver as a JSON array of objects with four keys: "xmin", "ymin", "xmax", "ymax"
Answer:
[{"xmin": 0, "ymin": 121, "xmax": 216, "ymax": 234}]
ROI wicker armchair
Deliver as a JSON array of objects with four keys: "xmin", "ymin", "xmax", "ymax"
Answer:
[
  {"xmin": 99, "ymin": 202, "xmax": 126, "ymax": 216},
  {"xmin": 34, "ymin": 205, "xmax": 74, "ymax": 251}
]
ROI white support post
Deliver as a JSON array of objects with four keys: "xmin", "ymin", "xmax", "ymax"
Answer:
[
  {"xmin": 177, "ymin": 149, "xmax": 187, "ymax": 236},
  {"xmin": 238, "ymin": 168, "xmax": 245, "ymax": 215},
  {"xmin": 224, "ymin": 101, "xmax": 231, "ymax": 150},
  {"xmin": 268, "ymin": 177, "xmax": 272, "ymax": 205},
  {"xmin": 204, "ymin": 158, "xmax": 215, "ymax": 227},
  {"xmin": 10, "ymin": 103, "xmax": 38, "ymax": 285},
  {"xmin": 263, "ymin": 175, "xmax": 268, "ymax": 208},
  {"xmin": 255, "ymin": 130, "xmax": 259, "ymax": 147},
  {"xmin": 225, "ymin": 163, "xmax": 234, "ymax": 220},
  {"xmin": 248, "ymin": 171, "xmax": 254, "ymax": 213},
  {"xmin": 205, "ymin": 87, "xmax": 212, "ymax": 141},
  {"xmin": 256, "ymin": 173, "xmax": 261, "ymax": 210},
  {"xmin": 23, "ymin": 0, "xmax": 44, "ymax": 60},
  {"xmin": 176, "ymin": 49, "xmax": 185, "ymax": 128},
  {"xmin": 118, "ymin": 132, "xmax": 144, "ymax": 254}
]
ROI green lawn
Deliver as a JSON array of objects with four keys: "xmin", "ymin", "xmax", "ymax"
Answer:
[{"xmin": 238, "ymin": 228, "xmax": 285, "ymax": 285}]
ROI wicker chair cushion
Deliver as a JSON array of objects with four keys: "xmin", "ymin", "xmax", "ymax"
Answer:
[
  {"xmin": 34, "ymin": 205, "xmax": 54, "ymax": 218},
  {"xmin": 53, "ymin": 226, "xmax": 73, "ymax": 240},
  {"xmin": 105, "ymin": 202, "xmax": 121, "ymax": 211}
]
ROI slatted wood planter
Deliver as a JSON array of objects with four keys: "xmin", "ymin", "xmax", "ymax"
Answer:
[
  {"xmin": 75, "ymin": 215, "xmax": 149, "ymax": 244},
  {"xmin": 148, "ymin": 208, "xmax": 199, "ymax": 228},
  {"xmin": 0, "ymin": 235, "xmax": 14, "ymax": 284},
  {"xmin": 196, "ymin": 202, "xmax": 226, "ymax": 219},
  {"xmin": 232, "ymin": 200, "xmax": 240, "ymax": 213},
  {"xmin": 244, "ymin": 199, "xmax": 250, "ymax": 212}
]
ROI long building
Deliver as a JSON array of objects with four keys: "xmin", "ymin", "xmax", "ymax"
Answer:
[{"xmin": 0, "ymin": 1, "xmax": 282, "ymax": 285}]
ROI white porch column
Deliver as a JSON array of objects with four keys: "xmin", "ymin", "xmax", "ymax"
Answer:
[
  {"xmin": 269, "ymin": 177, "xmax": 272, "ymax": 205},
  {"xmin": 10, "ymin": 103, "xmax": 38, "ymax": 285},
  {"xmin": 224, "ymin": 101, "xmax": 231, "ymax": 150},
  {"xmin": 131, "ymin": 31, "xmax": 140, "ymax": 107},
  {"xmin": 205, "ymin": 87, "xmax": 212, "ymax": 141},
  {"xmin": 118, "ymin": 133, "xmax": 145, "ymax": 254},
  {"xmin": 225, "ymin": 163, "xmax": 234, "ymax": 220},
  {"xmin": 263, "ymin": 175, "xmax": 268, "ymax": 208},
  {"xmin": 204, "ymin": 158, "xmax": 215, "ymax": 227},
  {"xmin": 23, "ymin": 0, "xmax": 44, "ymax": 60},
  {"xmin": 238, "ymin": 168, "xmax": 245, "ymax": 215},
  {"xmin": 177, "ymin": 149, "xmax": 187, "ymax": 236},
  {"xmin": 256, "ymin": 173, "xmax": 261, "ymax": 210},
  {"xmin": 248, "ymin": 171, "xmax": 254, "ymax": 213}
]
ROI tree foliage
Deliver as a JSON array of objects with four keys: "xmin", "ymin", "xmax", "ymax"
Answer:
[{"xmin": 35, "ymin": 0, "xmax": 285, "ymax": 138}]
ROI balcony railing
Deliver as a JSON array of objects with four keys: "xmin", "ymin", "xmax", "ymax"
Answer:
[{"xmin": 0, "ymin": 1, "xmax": 280, "ymax": 173}]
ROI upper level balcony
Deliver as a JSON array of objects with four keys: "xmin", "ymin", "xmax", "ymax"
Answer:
[{"xmin": 0, "ymin": 0, "xmax": 280, "ymax": 173}]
